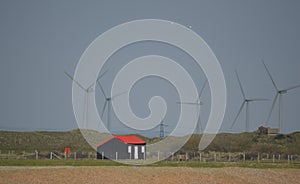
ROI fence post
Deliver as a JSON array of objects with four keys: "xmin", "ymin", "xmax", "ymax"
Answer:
[
  {"xmin": 102, "ymin": 152, "xmax": 104, "ymax": 160},
  {"xmin": 288, "ymin": 155, "xmax": 290, "ymax": 164},
  {"xmin": 50, "ymin": 152, "xmax": 52, "ymax": 160},
  {"xmin": 200, "ymin": 152, "xmax": 202, "ymax": 162},
  {"xmin": 257, "ymin": 153, "xmax": 260, "ymax": 163},
  {"xmin": 273, "ymin": 154, "xmax": 275, "ymax": 163},
  {"xmin": 116, "ymin": 152, "xmax": 118, "ymax": 160},
  {"xmin": 186, "ymin": 152, "xmax": 188, "ymax": 161},
  {"xmin": 243, "ymin": 153, "xmax": 246, "ymax": 163},
  {"xmin": 279, "ymin": 154, "xmax": 281, "ymax": 161},
  {"xmin": 228, "ymin": 153, "xmax": 231, "ymax": 162},
  {"xmin": 158, "ymin": 151, "xmax": 160, "ymax": 161},
  {"xmin": 214, "ymin": 153, "xmax": 217, "ymax": 162}
]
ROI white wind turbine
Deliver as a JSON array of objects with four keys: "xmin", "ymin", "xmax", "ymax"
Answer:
[
  {"xmin": 231, "ymin": 70, "xmax": 268, "ymax": 132},
  {"xmin": 97, "ymin": 78, "xmax": 126, "ymax": 132},
  {"xmin": 65, "ymin": 70, "xmax": 108, "ymax": 128},
  {"xmin": 177, "ymin": 79, "xmax": 207, "ymax": 134},
  {"xmin": 262, "ymin": 60, "xmax": 300, "ymax": 132}
]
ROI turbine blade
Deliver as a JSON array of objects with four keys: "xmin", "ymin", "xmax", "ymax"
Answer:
[
  {"xmin": 285, "ymin": 84, "xmax": 300, "ymax": 91},
  {"xmin": 97, "ymin": 80, "xmax": 107, "ymax": 99},
  {"xmin": 261, "ymin": 59, "xmax": 279, "ymax": 91},
  {"xmin": 248, "ymin": 98, "xmax": 269, "ymax": 101},
  {"xmin": 64, "ymin": 71, "xmax": 86, "ymax": 91},
  {"xmin": 101, "ymin": 100, "xmax": 108, "ymax": 118},
  {"xmin": 112, "ymin": 91, "xmax": 127, "ymax": 100},
  {"xmin": 198, "ymin": 79, "xmax": 207, "ymax": 99},
  {"xmin": 97, "ymin": 69, "xmax": 109, "ymax": 83},
  {"xmin": 266, "ymin": 93, "xmax": 278, "ymax": 125},
  {"xmin": 230, "ymin": 101, "xmax": 246, "ymax": 129},
  {"xmin": 235, "ymin": 70, "xmax": 246, "ymax": 99},
  {"xmin": 176, "ymin": 102, "xmax": 200, "ymax": 105}
]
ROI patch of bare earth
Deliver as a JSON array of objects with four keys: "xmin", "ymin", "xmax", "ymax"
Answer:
[{"xmin": 0, "ymin": 166, "xmax": 299, "ymax": 184}]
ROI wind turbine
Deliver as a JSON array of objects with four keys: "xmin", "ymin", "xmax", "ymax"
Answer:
[
  {"xmin": 97, "ymin": 78, "xmax": 126, "ymax": 132},
  {"xmin": 176, "ymin": 79, "xmax": 207, "ymax": 134},
  {"xmin": 231, "ymin": 70, "xmax": 268, "ymax": 132},
  {"xmin": 262, "ymin": 60, "xmax": 300, "ymax": 132},
  {"xmin": 65, "ymin": 70, "xmax": 108, "ymax": 128}
]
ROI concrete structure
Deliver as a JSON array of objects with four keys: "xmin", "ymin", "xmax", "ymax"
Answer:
[
  {"xmin": 257, "ymin": 126, "xmax": 279, "ymax": 136},
  {"xmin": 97, "ymin": 135, "xmax": 146, "ymax": 160},
  {"xmin": 267, "ymin": 128, "xmax": 279, "ymax": 136}
]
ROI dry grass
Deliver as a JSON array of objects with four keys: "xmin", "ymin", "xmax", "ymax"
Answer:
[{"xmin": 0, "ymin": 166, "xmax": 300, "ymax": 184}]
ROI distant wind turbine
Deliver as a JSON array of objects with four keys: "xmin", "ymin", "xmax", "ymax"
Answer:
[
  {"xmin": 177, "ymin": 79, "xmax": 207, "ymax": 134},
  {"xmin": 262, "ymin": 60, "xmax": 300, "ymax": 132},
  {"xmin": 97, "ymin": 75, "xmax": 126, "ymax": 132},
  {"xmin": 231, "ymin": 70, "xmax": 268, "ymax": 132},
  {"xmin": 64, "ymin": 70, "xmax": 108, "ymax": 128}
]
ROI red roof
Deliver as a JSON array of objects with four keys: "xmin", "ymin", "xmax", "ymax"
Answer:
[
  {"xmin": 114, "ymin": 135, "xmax": 146, "ymax": 144},
  {"xmin": 97, "ymin": 135, "xmax": 146, "ymax": 147}
]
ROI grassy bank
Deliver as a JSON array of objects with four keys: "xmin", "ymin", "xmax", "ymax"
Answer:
[{"xmin": 1, "ymin": 159, "xmax": 300, "ymax": 169}]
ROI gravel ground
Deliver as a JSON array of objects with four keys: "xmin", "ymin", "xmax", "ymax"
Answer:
[{"xmin": 0, "ymin": 166, "xmax": 299, "ymax": 184}]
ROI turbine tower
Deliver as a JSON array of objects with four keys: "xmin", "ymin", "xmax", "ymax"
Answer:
[
  {"xmin": 177, "ymin": 79, "xmax": 207, "ymax": 134},
  {"xmin": 262, "ymin": 60, "xmax": 300, "ymax": 132},
  {"xmin": 231, "ymin": 70, "xmax": 268, "ymax": 132}
]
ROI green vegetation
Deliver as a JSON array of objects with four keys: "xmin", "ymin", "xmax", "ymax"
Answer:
[
  {"xmin": 1, "ymin": 159, "xmax": 300, "ymax": 169},
  {"xmin": 183, "ymin": 132, "xmax": 300, "ymax": 155},
  {"xmin": 0, "ymin": 129, "xmax": 94, "ymax": 153},
  {"xmin": 1, "ymin": 129, "xmax": 300, "ymax": 155},
  {"xmin": 0, "ymin": 159, "xmax": 124, "ymax": 166}
]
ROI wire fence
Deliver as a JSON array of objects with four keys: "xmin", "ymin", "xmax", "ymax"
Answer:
[{"xmin": 1, "ymin": 150, "xmax": 300, "ymax": 164}]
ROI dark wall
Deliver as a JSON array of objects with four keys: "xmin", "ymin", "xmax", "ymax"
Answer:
[{"xmin": 97, "ymin": 138, "xmax": 146, "ymax": 160}]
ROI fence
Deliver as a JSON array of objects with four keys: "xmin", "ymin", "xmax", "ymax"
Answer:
[
  {"xmin": 161, "ymin": 151, "xmax": 300, "ymax": 164},
  {"xmin": 0, "ymin": 150, "xmax": 97, "ymax": 160},
  {"xmin": 1, "ymin": 150, "xmax": 300, "ymax": 164}
]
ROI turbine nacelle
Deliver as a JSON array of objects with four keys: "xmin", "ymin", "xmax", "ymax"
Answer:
[{"xmin": 279, "ymin": 90, "xmax": 287, "ymax": 94}]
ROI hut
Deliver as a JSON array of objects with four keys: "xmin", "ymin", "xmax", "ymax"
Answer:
[{"xmin": 97, "ymin": 135, "xmax": 146, "ymax": 160}]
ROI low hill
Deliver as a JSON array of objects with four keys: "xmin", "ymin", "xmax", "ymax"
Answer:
[
  {"xmin": 1, "ymin": 129, "xmax": 300, "ymax": 155},
  {"xmin": 182, "ymin": 132, "xmax": 300, "ymax": 155},
  {"xmin": 0, "ymin": 129, "xmax": 94, "ymax": 152}
]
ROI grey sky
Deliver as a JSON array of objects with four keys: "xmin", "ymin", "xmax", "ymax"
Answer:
[{"xmin": 0, "ymin": 0, "xmax": 299, "ymax": 137}]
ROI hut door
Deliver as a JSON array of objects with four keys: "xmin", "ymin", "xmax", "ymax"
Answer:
[{"xmin": 134, "ymin": 146, "xmax": 138, "ymax": 159}]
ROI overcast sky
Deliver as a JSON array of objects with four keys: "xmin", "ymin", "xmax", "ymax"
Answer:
[{"xmin": 0, "ymin": 0, "xmax": 299, "ymax": 137}]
